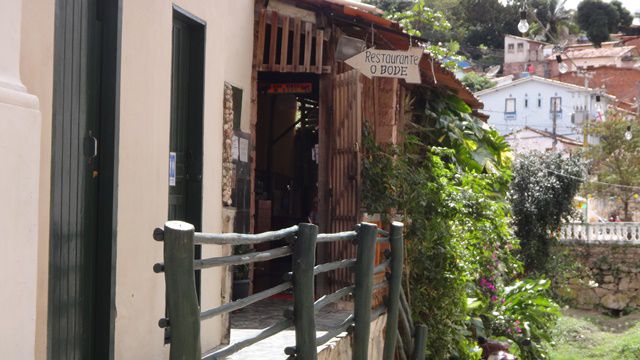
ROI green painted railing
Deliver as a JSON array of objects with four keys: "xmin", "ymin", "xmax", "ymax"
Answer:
[{"xmin": 153, "ymin": 221, "xmax": 426, "ymax": 360}]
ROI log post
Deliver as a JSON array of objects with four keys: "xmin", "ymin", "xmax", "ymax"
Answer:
[
  {"xmin": 163, "ymin": 221, "xmax": 201, "ymax": 360},
  {"xmin": 353, "ymin": 223, "xmax": 377, "ymax": 360},
  {"xmin": 411, "ymin": 325, "xmax": 428, "ymax": 360},
  {"xmin": 293, "ymin": 223, "xmax": 319, "ymax": 360},
  {"xmin": 383, "ymin": 222, "xmax": 404, "ymax": 360}
]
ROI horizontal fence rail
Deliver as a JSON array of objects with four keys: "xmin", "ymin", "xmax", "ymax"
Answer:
[
  {"xmin": 154, "ymin": 220, "xmax": 425, "ymax": 360},
  {"xmin": 558, "ymin": 223, "xmax": 640, "ymax": 243}
]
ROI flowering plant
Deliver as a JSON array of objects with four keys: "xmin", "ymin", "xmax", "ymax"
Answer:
[{"xmin": 471, "ymin": 278, "xmax": 559, "ymax": 360}]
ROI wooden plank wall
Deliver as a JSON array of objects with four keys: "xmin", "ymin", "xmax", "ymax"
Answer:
[{"xmin": 256, "ymin": 9, "xmax": 327, "ymax": 74}]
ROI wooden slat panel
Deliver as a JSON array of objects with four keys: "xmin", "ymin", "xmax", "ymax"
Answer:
[
  {"xmin": 327, "ymin": 69, "xmax": 363, "ymax": 292},
  {"xmin": 303, "ymin": 22, "xmax": 313, "ymax": 72},
  {"xmin": 268, "ymin": 10, "xmax": 279, "ymax": 70},
  {"xmin": 315, "ymin": 29, "xmax": 323, "ymax": 74},
  {"xmin": 280, "ymin": 16, "xmax": 290, "ymax": 70},
  {"xmin": 256, "ymin": 9, "xmax": 267, "ymax": 66},
  {"xmin": 293, "ymin": 18, "xmax": 301, "ymax": 71}
]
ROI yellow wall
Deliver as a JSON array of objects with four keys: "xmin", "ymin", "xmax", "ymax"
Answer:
[
  {"xmin": 20, "ymin": 0, "xmax": 254, "ymax": 358},
  {"xmin": 117, "ymin": 0, "xmax": 254, "ymax": 357}
]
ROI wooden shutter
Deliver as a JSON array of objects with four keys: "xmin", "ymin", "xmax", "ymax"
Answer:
[{"xmin": 327, "ymin": 69, "xmax": 362, "ymax": 291}]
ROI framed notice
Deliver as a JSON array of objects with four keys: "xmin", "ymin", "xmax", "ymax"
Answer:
[{"xmin": 169, "ymin": 152, "xmax": 176, "ymax": 186}]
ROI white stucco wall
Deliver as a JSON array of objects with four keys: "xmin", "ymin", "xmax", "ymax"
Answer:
[
  {"xmin": 504, "ymin": 36, "xmax": 547, "ymax": 64},
  {"xmin": 20, "ymin": 0, "xmax": 55, "ymax": 357},
  {"xmin": 116, "ymin": 0, "xmax": 254, "ymax": 358},
  {"xmin": 18, "ymin": 0, "xmax": 254, "ymax": 358},
  {"xmin": 477, "ymin": 78, "xmax": 609, "ymax": 141},
  {"xmin": 504, "ymin": 36, "xmax": 531, "ymax": 63},
  {"xmin": 0, "ymin": 0, "xmax": 42, "ymax": 358}
]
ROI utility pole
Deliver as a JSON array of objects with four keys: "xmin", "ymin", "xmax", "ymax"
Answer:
[
  {"xmin": 577, "ymin": 69, "xmax": 593, "ymax": 146},
  {"xmin": 636, "ymin": 82, "xmax": 640, "ymax": 117},
  {"xmin": 552, "ymin": 98, "xmax": 558, "ymax": 149}
]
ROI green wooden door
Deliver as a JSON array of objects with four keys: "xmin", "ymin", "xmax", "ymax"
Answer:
[
  {"xmin": 168, "ymin": 13, "xmax": 204, "ymax": 230},
  {"xmin": 49, "ymin": 0, "xmax": 118, "ymax": 358}
]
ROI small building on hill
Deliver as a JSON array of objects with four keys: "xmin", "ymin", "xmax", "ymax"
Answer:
[
  {"xmin": 503, "ymin": 35, "xmax": 552, "ymax": 78},
  {"xmin": 549, "ymin": 46, "xmax": 639, "ymax": 77},
  {"xmin": 552, "ymin": 66, "xmax": 640, "ymax": 113}
]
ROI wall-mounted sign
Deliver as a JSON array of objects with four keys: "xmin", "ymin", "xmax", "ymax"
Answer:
[
  {"xmin": 345, "ymin": 47, "xmax": 422, "ymax": 84},
  {"xmin": 239, "ymin": 138, "xmax": 249, "ymax": 163},
  {"xmin": 267, "ymin": 82, "xmax": 312, "ymax": 94},
  {"xmin": 232, "ymin": 135, "xmax": 239, "ymax": 160},
  {"xmin": 169, "ymin": 152, "xmax": 176, "ymax": 187}
]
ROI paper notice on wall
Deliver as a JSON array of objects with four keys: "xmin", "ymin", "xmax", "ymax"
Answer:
[
  {"xmin": 232, "ymin": 135, "xmax": 239, "ymax": 160},
  {"xmin": 239, "ymin": 138, "xmax": 249, "ymax": 162},
  {"xmin": 169, "ymin": 152, "xmax": 176, "ymax": 187}
]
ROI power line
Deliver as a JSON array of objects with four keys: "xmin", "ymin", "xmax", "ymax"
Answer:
[{"xmin": 543, "ymin": 168, "xmax": 640, "ymax": 191}]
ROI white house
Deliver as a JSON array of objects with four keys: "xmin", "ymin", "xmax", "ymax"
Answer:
[{"xmin": 475, "ymin": 76, "xmax": 613, "ymax": 141}]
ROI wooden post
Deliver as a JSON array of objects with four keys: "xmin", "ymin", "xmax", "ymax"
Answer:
[
  {"xmin": 164, "ymin": 221, "xmax": 201, "ymax": 360},
  {"xmin": 293, "ymin": 223, "xmax": 318, "ymax": 360},
  {"xmin": 383, "ymin": 222, "xmax": 404, "ymax": 360},
  {"xmin": 353, "ymin": 223, "xmax": 377, "ymax": 360},
  {"xmin": 411, "ymin": 325, "xmax": 428, "ymax": 360}
]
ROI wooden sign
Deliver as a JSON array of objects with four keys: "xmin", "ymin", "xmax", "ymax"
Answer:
[
  {"xmin": 267, "ymin": 82, "xmax": 312, "ymax": 94},
  {"xmin": 345, "ymin": 47, "xmax": 422, "ymax": 83}
]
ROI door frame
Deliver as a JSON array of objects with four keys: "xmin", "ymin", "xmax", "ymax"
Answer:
[
  {"xmin": 48, "ymin": 0, "xmax": 121, "ymax": 358},
  {"xmin": 169, "ymin": 4, "xmax": 206, "ymax": 298}
]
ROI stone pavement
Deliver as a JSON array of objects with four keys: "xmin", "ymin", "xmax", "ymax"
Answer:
[{"xmin": 225, "ymin": 298, "xmax": 352, "ymax": 359}]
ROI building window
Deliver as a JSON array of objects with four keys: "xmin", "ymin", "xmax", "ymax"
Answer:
[
  {"xmin": 508, "ymin": 44, "xmax": 515, "ymax": 53},
  {"xmin": 505, "ymin": 98, "xmax": 516, "ymax": 120},
  {"xmin": 517, "ymin": 43, "xmax": 524, "ymax": 53},
  {"xmin": 525, "ymin": 98, "xmax": 528, "ymax": 108},
  {"xmin": 538, "ymin": 96, "xmax": 542, "ymax": 108}
]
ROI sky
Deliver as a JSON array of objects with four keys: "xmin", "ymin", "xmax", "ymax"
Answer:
[{"xmin": 563, "ymin": 0, "xmax": 640, "ymax": 14}]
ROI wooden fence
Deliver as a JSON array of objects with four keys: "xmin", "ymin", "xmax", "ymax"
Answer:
[{"xmin": 153, "ymin": 221, "xmax": 426, "ymax": 359}]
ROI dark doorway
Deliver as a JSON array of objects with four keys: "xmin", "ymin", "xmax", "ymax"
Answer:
[
  {"xmin": 48, "ymin": 0, "xmax": 120, "ymax": 359},
  {"xmin": 253, "ymin": 72, "xmax": 319, "ymax": 294},
  {"xmin": 168, "ymin": 8, "xmax": 205, "ymax": 296}
]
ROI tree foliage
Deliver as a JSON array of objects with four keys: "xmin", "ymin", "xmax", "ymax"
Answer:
[
  {"xmin": 452, "ymin": 0, "xmax": 519, "ymax": 59},
  {"xmin": 611, "ymin": 0, "xmax": 634, "ymax": 29},
  {"xmin": 509, "ymin": 152, "xmax": 585, "ymax": 274},
  {"xmin": 461, "ymin": 72, "xmax": 496, "ymax": 92},
  {"xmin": 366, "ymin": 0, "xmax": 460, "ymax": 67},
  {"xmin": 576, "ymin": 0, "xmax": 621, "ymax": 47},
  {"xmin": 363, "ymin": 86, "xmax": 560, "ymax": 358},
  {"xmin": 527, "ymin": 0, "xmax": 577, "ymax": 42},
  {"xmin": 584, "ymin": 111, "xmax": 640, "ymax": 221}
]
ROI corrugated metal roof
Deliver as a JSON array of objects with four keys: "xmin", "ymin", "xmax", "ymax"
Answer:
[{"xmin": 548, "ymin": 46, "xmax": 636, "ymax": 60}]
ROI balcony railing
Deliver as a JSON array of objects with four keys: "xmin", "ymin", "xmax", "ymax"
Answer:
[{"xmin": 558, "ymin": 223, "xmax": 640, "ymax": 243}]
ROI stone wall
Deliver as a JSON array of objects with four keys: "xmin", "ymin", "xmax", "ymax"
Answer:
[
  {"xmin": 559, "ymin": 242, "xmax": 640, "ymax": 311},
  {"xmin": 317, "ymin": 314, "xmax": 387, "ymax": 360}
]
